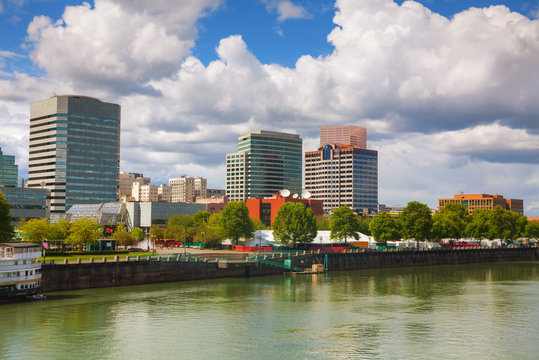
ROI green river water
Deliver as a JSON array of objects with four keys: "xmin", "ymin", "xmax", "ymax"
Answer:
[{"xmin": 1, "ymin": 261, "xmax": 538, "ymax": 360}]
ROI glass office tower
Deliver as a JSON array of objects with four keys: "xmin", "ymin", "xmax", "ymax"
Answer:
[
  {"xmin": 0, "ymin": 147, "xmax": 18, "ymax": 187},
  {"xmin": 226, "ymin": 130, "xmax": 302, "ymax": 201},
  {"xmin": 28, "ymin": 95, "xmax": 120, "ymax": 214}
]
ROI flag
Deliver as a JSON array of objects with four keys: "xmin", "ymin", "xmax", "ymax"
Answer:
[{"xmin": 43, "ymin": 239, "xmax": 49, "ymax": 250}]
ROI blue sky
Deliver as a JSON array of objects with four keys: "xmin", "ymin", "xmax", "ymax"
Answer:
[{"xmin": 0, "ymin": 0, "xmax": 538, "ymax": 215}]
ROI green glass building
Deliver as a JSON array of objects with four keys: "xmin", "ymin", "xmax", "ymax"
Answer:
[
  {"xmin": 0, "ymin": 147, "xmax": 18, "ymax": 187},
  {"xmin": 226, "ymin": 130, "xmax": 302, "ymax": 201}
]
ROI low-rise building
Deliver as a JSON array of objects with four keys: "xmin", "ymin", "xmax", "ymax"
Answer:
[
  {"xmin": 438, "ymin": 193, "xmax": 524, "ymax": 215},
  {"xmin": 125, "ymin": 202, "xmax": 206, "ymax": 230},
  {"xmin": 195, "ymin": 196, "xmax": 229, "ymax": 214},
  {"xmin": 246, "ymin": 193, "xmax": 323, "ymax": 228},
  {"xmin": 0, "ymin": 187, "xmax": 49, "ymax": 224}
]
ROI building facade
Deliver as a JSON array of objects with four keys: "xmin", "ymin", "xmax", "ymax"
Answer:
[
  {"xmin": 169, "ymin": 176, "xmax": 206, "ymax": 203},
  {"xmin": 195, "ymin": 196, "xmax": 229, "ymax": 214},
  {"xmin": 438, "ymin": 194, "xmax": 524, "ymax": 215},
  {"xmin": 132, "ymin": 182, "xmax": 158, "ymax": 202},
  {"xmin": 118, "ymin": 171, "xmax": 150, "ymax": 199},
  {"xmin": 1, "ymin": 187, "xmax": 49, "ymax": 224},
  {"xmin": 28, "ymin": 95, "xmax": 120, "ymax": 214},
  {"xmin": 305, "ymin": 143, "xmax": 378, "ymax": 214},
  {"xmin": 0, "ymin": 147, "xmax": 18, "ymax": 187},
  {"xmin": 125, "ymin": 202, "xmax": 206, "ymax": 230},
  {"xmin": 226, "ymin": 130, "xmax": 303, "ymax": 201},
  {"xmin": 320, "ymin": 126, "xmax": 367, "ymax": 149},
  {"xmin": 246, "ymin": 193, "xmax": 323, "ymax": 228},
  {"xmin": 158, "ymin": 184, "xmax": 171, "ymax": 202}
]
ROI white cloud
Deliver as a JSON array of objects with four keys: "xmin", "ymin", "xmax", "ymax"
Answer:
[
  {"xmin": 1, "ymin": 0, "xmax": 539, "ymax": 216},
  {"xmin": 263, "ymin": 0, "xmax": 310, "ymax": 22},
  {"xmin": 25, "ymin": 0, "xmax": 221, "ymax": 94}
]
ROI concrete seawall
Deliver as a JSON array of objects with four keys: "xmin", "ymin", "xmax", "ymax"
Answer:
[{"xmin": 41, "ymin": 247, "xmax": 539, "ymax": 292}]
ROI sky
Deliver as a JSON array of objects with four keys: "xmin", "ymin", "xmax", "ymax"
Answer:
[{"xmin": 0, "ymin": 0, "xmax": 538, "ymax": 216}]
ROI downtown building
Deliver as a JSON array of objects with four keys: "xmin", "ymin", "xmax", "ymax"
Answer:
[
  {"xmin": 226, "ymin": 130, "xmax": 302, "ymax": 201},
  {"xmin": 28, "ymin": 95, "xmax": 120, "ymax": 215},
  {"xmin": 169, "ymin": 176, "xmax": 207, "ymax": 203},
  {"xmin": 438, "ymin": 193, "xmax": 524, "ymax": 215},
  {"xmin": 305, "ymin": 126, "xmax": 378, "ymax": 214}
]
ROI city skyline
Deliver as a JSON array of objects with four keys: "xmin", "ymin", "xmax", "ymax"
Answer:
[{"xmin": 0, "ymin": 0, "xmax": 538, "ymax": 216}]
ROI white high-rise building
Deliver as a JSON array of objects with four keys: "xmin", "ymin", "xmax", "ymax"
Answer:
[
  {"xmin": 132, "ymin": 182, "xmax": 158, "ymax": 202},
  {"xmin": 158, "ymin": 184, "xmax": 171, "ymax": 202},
  {"xmin": 169, "ymin": 176, "xmax": 207, "ymax": 203}
]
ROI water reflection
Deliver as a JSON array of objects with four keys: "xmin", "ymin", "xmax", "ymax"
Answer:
[{"xmin": 0, "ymin": 261, "xmax": 538, "ymax": 360}]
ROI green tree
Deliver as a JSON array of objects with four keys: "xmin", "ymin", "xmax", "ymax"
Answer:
[
  {"xmin": 315, "ymin": 216, "xmax": 330, "ymax": 230},
  {"xmin": 369, "ymin": 212, "xmax": 401, "ymax": 244},
  {"xmin": 488, "ymin": 206, "xmax": 524, "ymax": 241},
  {"xmin": 272, "ymin": 202, "xmax": 317, "ymax": 247},
  {"xmin": 432, "ymin": 202, "xmax": 470, "ymax": 240},
  {"xmin": 65, "ymin": 217, "xmax": 102, "ymax": 249},
  {"xmin": 18, "ymin": 218, "xmax": 50, "ymax": 243},
  {"xmin": 0, "ymin": 192, "xmax": 13, "ymax": 242},
  {"xmin": 525, "ymin": 221, "xmax": 539, "ymax": 239},
  {"xmin": 194, "ymin": 213, "xmax": 223, "ymax": 247},
  {"xmin": 219, "ymin": 202, "xmax": 254, "ymax": 245},
  {"xmin": 465, "ymin": 209, "xmax": 491, "ymax": 239},
  {"xmin": 149, "ymin": 226, "xmax": 165, "ymax": 240},
  {"xmin": 132, "ymin": 227, "xmax": 145, "ymax": 242},
  {"xmin": 358, "ymin": 217, "xmax": 371, "ymax": 236},
  {"xmin": 113, "ymin": 230, "xmax": 136, "ymax": 248},
  {"xmin": 251, "ymin": 217, "xmax": 267, "ymax": 231},
  {"xmin": 399, "ymin": 201, "xmax": 433, "ymax": 241},
  {"xmin": 329, "ymin": 206, "xmax": 360, "ymax": 244},
  {"xmin": 193, "ymin": 211, "xmax": 211, "ymax": 226}
]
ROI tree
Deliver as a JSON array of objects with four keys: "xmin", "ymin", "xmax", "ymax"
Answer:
[
  {"xmin": 113, "ymin": 230, "xmax": 136, "ymax": 248},
  {"xmin": 488, "ymin": 206, "xmax": 524, "ymax": 241},
  {"xmin": 369, "ymin": 212, "xmax": 401, "ymax": 244},
  {"xmin": 65, "ymin": 217, "xmax": 102, "ymax": 249},
  {"xmin": 315, "ymin": 216, "xmax": 330, "ymax": 230},
  {"xmin": 466, "ymin": 209, "xmax": 491, "ymax": 239},
  {"xmin": 18, "ymin": 218, "xmax": 50, "ymax": 243},
  {"xmin": 358, "ymin": 217, "xmax": 371, "ymax": 236},
  {"xmin": 194, "ymin": 213, "xmax": 223, "ymax": 247},
  {"xmin": 219, "ymin": 202, "xmax": 254, "ymax": 245},
  {"xmin": 272, "ymin": 202, "xmax": 317, "ymax": 247},
  {"xmin": 251, "ymin": 217, "xmax": 267, "ymax": 231},
  {"xmin": 432, "ymin": 202, "xmax": 470, "ymax": 240},
  {"xmin": 525, "ymin": 221, "xmax": 539, "ymax": 239},
  {"xmin": 399, "ymin": 201, "xmax": 433, "ymax": 241},
  {"xmin": 329, "ymin": 206, "xmax": 360, "ymax": 244},
  {"xmin": 193, "ymin": 211, "xmax": 211, "ymax": 226},
  {"xmin": 0, "ymin": 192, "xmax": 13, "ymax": 242},
  {"xmin": 149, "ymin": 226, "xmax": 165, "ymax": 240},
  {"xmin": 132, "ymin": 227, "xmax": 145, "ymax": 242}
]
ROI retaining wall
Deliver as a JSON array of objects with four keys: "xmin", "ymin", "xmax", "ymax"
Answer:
[{"xmin": 41, "ymin": 247, "xmax": 539, "ymax": 292}]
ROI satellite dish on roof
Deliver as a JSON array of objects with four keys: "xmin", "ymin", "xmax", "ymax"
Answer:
[
  {"xmin": 292, "ymin": 193, "xmax": 299, "ymax": 199},
  {"xmin": 301, "ymin": 190, "xmax": 311, "ymax": 199},
  {"xmin": 280, "ymin": 189, "xmax": 290, "ymax": 197}
]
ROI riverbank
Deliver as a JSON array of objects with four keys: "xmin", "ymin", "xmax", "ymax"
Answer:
[{"xmin": 40, "ymin": 247, "xmax": 539, "ymax": 292}]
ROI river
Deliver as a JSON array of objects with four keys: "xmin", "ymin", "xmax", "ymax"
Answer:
[{"xmin": 1, "ymin": 261, "xmax": 538, "ymax": 360}]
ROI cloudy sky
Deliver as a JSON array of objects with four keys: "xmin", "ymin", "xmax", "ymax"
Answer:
[{"xmin": 1, "ymin": 0, "xmax": 538, "ymax": 215}]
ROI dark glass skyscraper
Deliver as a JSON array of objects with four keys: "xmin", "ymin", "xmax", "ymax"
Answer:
[
  {"xmin": 226, "ymin": 130, "xmax": 302, "ymax": 201},
  {"xmin": 28, "ymin": 95, "xmax": 120, "ymax": 214}
]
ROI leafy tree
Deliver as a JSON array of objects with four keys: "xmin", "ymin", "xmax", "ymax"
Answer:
[
  {"xmin": 466, "ymin": 209, "xmax": 491, "ymax": 239},
  {"xmin": 193, "ymin": 211, "xmax": 211, "ymax": 226},
  {"xmin": 369, "ymin": 212, "xmax": 401, "ymax": 244},
  {"xmin": 488, "ymin": 206, "xmax": 524, "ymax": 241},
  {"xmin": 18, "ymin": 218, "xmax": 50, "ymax": 243},
  {"xmin": 399, "ymin": 201, "xmax": 433, "ymax": 241},
  {"xmin": 0, "ymin": 191, "xmax": 13, "ymax": 242},
  {"xmin": 219, "ymin": 201, "xmax": 254, "ymax": 245},
  {"xmin": 525, "ymin": 221, "xmax": 539, "ymax": 239},
  {"xmin": 194, "ymin": 213, "xmax": 223, "ymax": 247},
  {"xmin": 432, "ymin": 202, "xmax": 470, "ymax": 240},
  {"xmin": 315, "ymin": 216, "xmax": 330, "ymax": 230},
  {"xmin": 358, "ymin": 217, "xmax": 371, "ymax": 235},
  {"xmin": 272, "ymin": 202, "xmax": 317, "ymax": 247},
  {"xmin": 329, "ymin": 206, "xmax": 360, "ymax": 244},
  {"xmin": 164, "ymin": 224, "xmax": 187, "ymax": 242},
  {"xmin": 113, "ymin": 230, "xmax": 136, "ymax": 248},
  {"xmin": 149, "ymin": 226, "xmax": 165, "ymax": 240},
  {"xmin": 132, "ymin": 227, "xmax": 145, "ymax": 242},
  {"xmin": 49, "ymin": 219, "xmax": 71, "ymax": 240},
  {"xmin": 251, "ymin": 217, "xmax": 267, "ymax": 231},
  {"xmin": 65, "ymin": 217, "xmax": 102, "ymax": 249}
]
